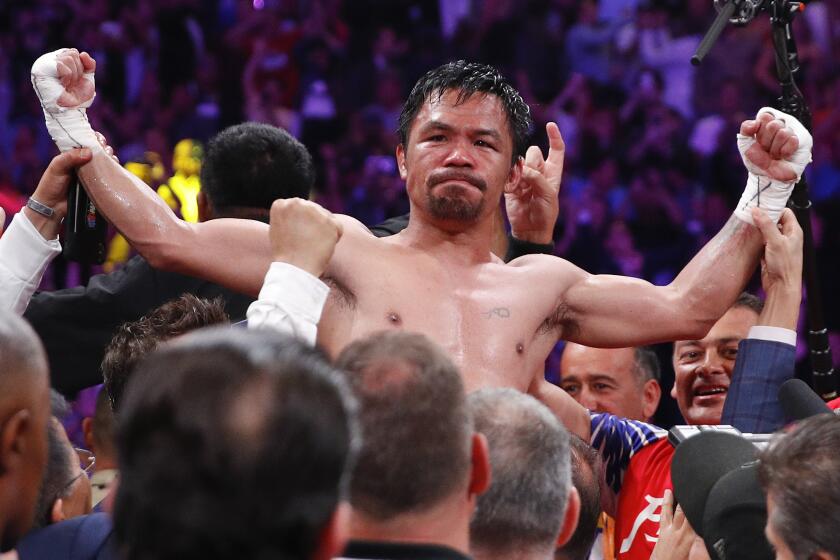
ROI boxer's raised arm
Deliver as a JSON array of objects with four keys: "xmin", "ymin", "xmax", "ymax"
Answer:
[
  {"xmin": 31, "ymin": 48, "xmax": 273, "ymax": 296},
  {"xmin": 79, "ymin": 151, "xmax": 272, "ymax": 296},
  {"xmin": 552, "ymin": 109, "xmax": 811, "ymax": 347},
  {"xmin": 554, "ymin": 213, "xmax": 762, "ymax": 347}
]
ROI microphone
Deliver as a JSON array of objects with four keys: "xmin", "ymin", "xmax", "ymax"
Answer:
[
  {"xmin": 778, "ymin": 378, "xmax": 832, "ymax": 423},
  {"xmin": 63, "ymin": 174, "xmax": 108, "ymax": 264}
]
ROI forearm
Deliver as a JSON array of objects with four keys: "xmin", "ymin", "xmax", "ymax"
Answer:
[
  {"xmin": 0, "ymin": 212, "xmax": 61, "ymax": 314},
  {"xmin": 757, "ymin": 284, "xmax": 801, "ymax": 331},
  {"xmin": 77, "ymin": 151, "xmax": 187, "ymax": 267},
  {"xmin": 669, "ymin": 215, "xmax": 763, "ymax": 336},
  {"xmin": 528, "ymin": 378, "xmax": 590, "ymax": 440}
]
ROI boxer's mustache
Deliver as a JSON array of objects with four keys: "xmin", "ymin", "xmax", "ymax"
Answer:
[{"xmin": 427, "ymin": 169, "xmax": 486, "ymax": 192}]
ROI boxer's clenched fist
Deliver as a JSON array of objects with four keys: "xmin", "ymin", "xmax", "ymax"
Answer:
[
  {"xmin": 31, "ymin": 48, "xmax": 99, "ymax": 152},
  {"xmin": 734, "ymin": 107, "xmax": 812, "ymax": 225},
  {"xmin": 269, "ymin": 198, "xmax": 342, "ymax": 277}
]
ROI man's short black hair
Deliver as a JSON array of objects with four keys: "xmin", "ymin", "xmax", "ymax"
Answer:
[
  {"xmin": 102, "ymin": 294, "xmax": 229, "ymax": 412},
  {"xmin": 114, "ymin": 328, "xmax": 358, "ymax": 560},
  {"xmin": 200, "ymin": 122, "xmax": 315, "ymax": 215},
  {"xmin": 398, "ymin": 61, "xmax": 533, "ymax": 164},
  {"xmin": 335, "ymin": 331, "xmax": 472, "ymax": 520}
]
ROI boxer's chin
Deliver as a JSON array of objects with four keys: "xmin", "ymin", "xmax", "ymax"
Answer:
[{"xmin": 427, "ymin": 189, "xmax": 483, "ymax": 222}]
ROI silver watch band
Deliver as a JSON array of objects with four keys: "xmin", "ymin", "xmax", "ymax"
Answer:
[{"xmin": 26, "ymin": 197, "xmax": 55, "ymax": 218}]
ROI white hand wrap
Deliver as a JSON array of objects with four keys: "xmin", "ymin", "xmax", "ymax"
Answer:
[
  {"xmin": 31, "ymin": 49, "xmax": 100, "ymax": 153},
  {"xmin": 735, "ymin": 107, "xmax": 812, "ymax": 225}
]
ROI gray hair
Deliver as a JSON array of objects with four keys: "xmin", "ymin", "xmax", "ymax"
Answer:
[
  {"xmin": 335, "ymin": 331, "xmax": 472, "ymax": 520},
  {"xmin": 0, "ymin": 310, "xmax": 48, "ymax": 386},
  {"xmin": 469, "ymin": 388, "xmax": 572, "ymax": 557},
  {"xmin": 633, "ymin": 346, "xmax": 661, "ymax": 384}
]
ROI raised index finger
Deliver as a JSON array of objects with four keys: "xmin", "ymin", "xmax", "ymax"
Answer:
[{"xmin": 546, "ymin": 122, "xmax": 566, "ymax": 166}]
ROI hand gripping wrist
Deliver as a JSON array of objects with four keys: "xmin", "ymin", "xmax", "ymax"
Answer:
[
  {"xmin": 734, "ymin": 107, "xmax": 812, "ymax": 225},
  {"xmin": 31, "ymin": 49, "xmax": 100, "ymax": 153}
]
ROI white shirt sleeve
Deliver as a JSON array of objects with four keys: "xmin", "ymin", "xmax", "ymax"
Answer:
[
  {"xmin": 0, "ymin": 212, "xmax": 61, "ymax": 315},
  {"xmin": 747, "ymin": 325, "xmax": 796, "ymax": 347},
  {"xmin": 246, "ymin": 262, "xmax": 330, "ymax": 345}
]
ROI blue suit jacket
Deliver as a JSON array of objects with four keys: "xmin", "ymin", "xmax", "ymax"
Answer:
[
  {"xmin": 721, "ymin": 338, "xmax": 795, "ymax": 433},
  {"xmin": 16, "ymin": 513, "xmax": 116, "ymax": 560}
]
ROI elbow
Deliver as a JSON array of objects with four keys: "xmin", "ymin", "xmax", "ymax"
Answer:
[
  {"xmin": 142, "ymin": 241, "xmax": 177, "ymax": 271},
  {"xmin": 133, "ymin": 223, "xmax": 191, "ymax": 273},
  {"xmin": 670, "ymin": 289, "xmax": 720, "ymax": 341},
  {"xmin": 681, "ymin": 317, "xmax": 716, "ymax": 341}
]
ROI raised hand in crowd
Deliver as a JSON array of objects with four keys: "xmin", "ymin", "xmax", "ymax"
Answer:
[
  {"xmin": 505, "ymin": 122, "xmax": 564, "ymax": 245},
  {"xmin": 268, "ymin": 198, "xmax": 342, "ymax": 278}
]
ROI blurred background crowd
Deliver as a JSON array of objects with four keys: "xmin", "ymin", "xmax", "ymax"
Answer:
[{"xmin": 2, "ymin": 0, "xmax": 840, "ymax": 400}]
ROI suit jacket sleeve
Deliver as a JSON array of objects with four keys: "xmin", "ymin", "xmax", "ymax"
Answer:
[{"xmin": 721, "ymin": 338, "xmax": 795, "ymax": 433}]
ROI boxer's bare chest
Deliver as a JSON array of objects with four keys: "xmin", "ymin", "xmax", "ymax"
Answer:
[{"xmin": 316, "ymin": 238, "xmax": 566, "ymax": 392}]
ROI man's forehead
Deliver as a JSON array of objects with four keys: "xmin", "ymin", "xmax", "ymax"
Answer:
[{"xmin": 415, "ymin": 90, "xmax": 510, "ymax": 132}]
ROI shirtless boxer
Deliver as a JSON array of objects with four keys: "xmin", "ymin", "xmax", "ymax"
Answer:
[{"xmin": 30, "ymin": 49, "xmax": 811, "ymax": 435}]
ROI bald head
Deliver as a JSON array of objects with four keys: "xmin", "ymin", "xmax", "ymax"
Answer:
[{"xmin": 0, "ymin": 311, "xmax": 51, "ymax": 551}]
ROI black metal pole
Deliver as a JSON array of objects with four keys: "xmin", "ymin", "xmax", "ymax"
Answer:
[{"xmin": 691, "ymin": 1, "xmax": 740, "ymax": 66}]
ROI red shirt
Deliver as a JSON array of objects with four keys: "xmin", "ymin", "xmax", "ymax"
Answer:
[{"xmin": 612, "ymin": 439, "xmax": 674, "ymax": 559}]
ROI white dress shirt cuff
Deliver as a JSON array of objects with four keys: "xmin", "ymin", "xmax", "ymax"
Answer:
[
  {"xmin": 246, "ymin": 262, "xmax": 330, "ymax": 345},
  {"xmin": 0, "ymin": 212, "xmax": 61, "ymax": 314},
  {"xmin": 747, "ymin": 325, "xmax": 796, "ymax": 347}
]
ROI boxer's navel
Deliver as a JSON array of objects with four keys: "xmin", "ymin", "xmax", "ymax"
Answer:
[
  {"xmin": 516, "ymin": 342, "xmax": 524, "ymax": 355},
  {"xmin": 386, "ymin": 312, "xmax": 402, "ymax": 327}
]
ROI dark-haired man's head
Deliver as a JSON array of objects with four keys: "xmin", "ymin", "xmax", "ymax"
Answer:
[
  {"xmin": 560, "ymin": 344, "xmax": 661, "ymax": 422},
  {"xmin": 671, "ymin": 292, "xmax": 763, "ymax": 425},
  {"xmin": 759, "ymin": 414, "xmax": 840, "ymax": 560},
  {"xmin": 102, "ymin": 294, "xmax": 229, "ymax": 412},
  {"xmin": 334, "ymin": 331, "xmax": 489, "ymax": 550},
  {"xmin": 114, "ymin": 328, "xmax": 357, "ymax": 560},
  {"xmin": 198, "ymin": 122, "xmax": 315, "ymax": 222},
  {"xmin": 396, "ymin": 62, "xmax": 531, "ymax": 226},
  {"xmin": 468, "ymin": 388, "xmax": 579, "ymax": 560},
  {"xmin": 0, "ymin": 311, "xmax": 50, "ymax": 552},
  {"xmin": 556, "ymin": 436, "xmax": 601, "ymax": 560}
]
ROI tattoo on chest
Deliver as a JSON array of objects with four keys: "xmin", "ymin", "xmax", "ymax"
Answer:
[{"xmin": 482, "ymin": 307, "xmax": 511, "ymax": 319}]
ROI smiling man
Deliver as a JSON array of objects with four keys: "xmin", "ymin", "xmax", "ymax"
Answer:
[
  {"xmin": 671, "ymin": 293, "xmax": 764, "ymax": 425},
  {"xmin": 32, "ymin": 50, "xmax": 810, "ymax": 437}
]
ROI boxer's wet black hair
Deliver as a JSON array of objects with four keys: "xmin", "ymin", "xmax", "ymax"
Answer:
[{"xmin": 398, "ymin": 61, "xmax": 532, "ymax": 165}]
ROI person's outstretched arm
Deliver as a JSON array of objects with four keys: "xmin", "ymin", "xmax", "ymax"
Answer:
[
  {"xmin": 0, "ymin": 149, "xmax": 93, "ymax": 314},
  {"xmin": 31, "ymin": 48, "xmax": 274, "ymax": 297},
  {"xmin": 538, "ymin": 109, "xmax": 811, "ymax": 347}
]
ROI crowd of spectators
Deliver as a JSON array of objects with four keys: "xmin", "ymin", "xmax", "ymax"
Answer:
[
  {"xmin": 2, "ymin": 0, "xmax": 840, "ymax": 379},
  {"xmin": 2, "ymin": 11, "xmax": 839, "ymax": 557}
]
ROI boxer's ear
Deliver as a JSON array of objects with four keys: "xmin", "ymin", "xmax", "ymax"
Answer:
[{"xmin": 396, "ymin": 144, "xmax": 407, "ymax": 179}]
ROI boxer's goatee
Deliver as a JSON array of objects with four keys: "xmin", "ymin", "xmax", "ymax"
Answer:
[{"xmin": 427, "ymin": 187, "xmax": 484, "ymax": 221}]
